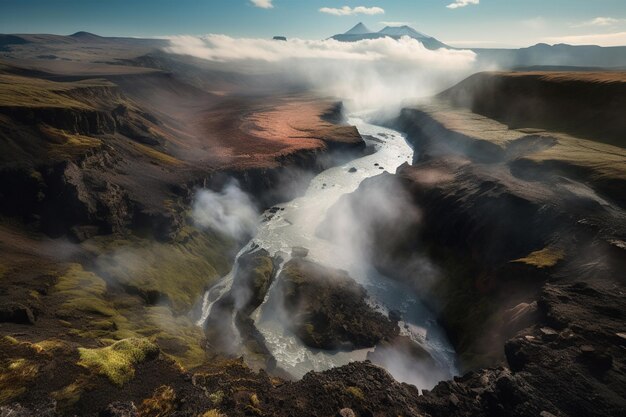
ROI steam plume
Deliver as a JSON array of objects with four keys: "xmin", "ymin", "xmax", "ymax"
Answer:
[{"xmin": 192, "ymin": 180, "xmax": 258, "ymax": 241}]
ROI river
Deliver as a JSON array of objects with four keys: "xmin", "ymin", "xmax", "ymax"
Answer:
[{"xmin": 198, "ymin": 116, "xmax": 457, "ymax": 389}]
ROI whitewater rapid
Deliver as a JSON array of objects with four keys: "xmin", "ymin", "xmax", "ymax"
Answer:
[{"xmin": 198, "ymin": 116, "xmax": 457, "ymax": 388}]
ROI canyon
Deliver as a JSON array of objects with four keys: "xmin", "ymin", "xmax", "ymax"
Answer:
[{"xmin": 0, "ymin": 32, "xmax": 625, "ymax": 417}]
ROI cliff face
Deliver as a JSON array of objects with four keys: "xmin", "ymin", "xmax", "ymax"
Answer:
[
  {"xmin": 324, "ymin": 87, "xmax": 626, "ymax": 415},
  {"xmin": 0, "ymin": 71, "xmax": 364, "ymax": 241},
  {"xmin": 440, "ymin": 71, "xmax": 626, "ymax": 149}
]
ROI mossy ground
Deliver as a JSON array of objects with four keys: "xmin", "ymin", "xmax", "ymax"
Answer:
[
  {"xmin": 512, "ymin": 246, "xmax": 565, "ymax": 269},
  {"xmin": 200, "ymin": 410, "xmax": 227, "ymax": 417},
  {"xmin": 78, "ymin": 338, "xmax": 160, "ymax": 386},
  {"xmin": 0, "ymin": 74, "xmax": 111, "ymax": 109},
  {"xmin": 85, "ymin": 225, "xmax": 235, "ymax": 314},
  {"xmin": 0, "ymin": 336, "xmax": 76, "ymax": 406},
  {"xmin": 43, "ymin": 221, "xmax": 237, "ymax": 371},
  {"xmin": 38, "ymin": 124, "xmax": 103, "ymax": 159},
  {"xmin": 0, "ymin": 357, "xmax": 39, "ymax": 404}
]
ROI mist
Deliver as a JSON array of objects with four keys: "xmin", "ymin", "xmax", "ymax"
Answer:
[
  {"xmin": 165, "ymin": 34, "xmax": 479, "ymax": 113},
  {"xmin": 192, "ymin": 180, "xmax": 259, "ymax": 241}
]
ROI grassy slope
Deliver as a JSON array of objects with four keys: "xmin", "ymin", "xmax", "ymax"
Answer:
[
  {"xmin": 413, "ymin": 101, "xmax": 626, "ymax": 206},
  {"xmin": 440, "ymin": 71, "xmax": 626, "ymax": 149},
  {"xmin": 0, "ymin": 74, "xmax": 110, "ymax": 108}
]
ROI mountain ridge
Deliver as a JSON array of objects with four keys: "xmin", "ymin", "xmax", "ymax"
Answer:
[{"xmin": 330, "ymin": 22, "xmax": 449, "ymax": 50}]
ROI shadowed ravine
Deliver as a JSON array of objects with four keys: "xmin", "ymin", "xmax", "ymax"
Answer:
[{"xmin": 198, "ymin": 116, "xmax": 458, "ymax": 387}]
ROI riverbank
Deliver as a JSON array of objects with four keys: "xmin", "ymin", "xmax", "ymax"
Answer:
[{"xmin": 325, "ymin": 73, "xmax": 626, "ymax": 415}]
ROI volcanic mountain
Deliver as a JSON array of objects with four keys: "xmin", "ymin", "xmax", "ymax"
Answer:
[{"xmin": 331, "ymin": 22, "xmax": 449, "ymax": 50}]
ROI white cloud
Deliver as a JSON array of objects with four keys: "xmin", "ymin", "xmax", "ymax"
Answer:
[
  {"xmin": 165, "ymin": 35, "xmax": 477, "ymax": 111},
  {"xmin": 319, "ymin": 6, "xmax": 385, "ymax": 16},
  {"xmin": 544, "ymin": 31, "xmax": 626, "ymax": 47},
  {"xmin": 165, "ymin": 34, "xmax": 474, "ymax": 63},
  {"xmin": 576, "ymin": 17, "xmax": 624, "ymax": 27},
  {"xmin": 446, "ymin": 0, "xmax": 479, "ymax": 9},
  {"xmin": 250, "ymin": 0, "xmax": 273, "ymax": 9}
]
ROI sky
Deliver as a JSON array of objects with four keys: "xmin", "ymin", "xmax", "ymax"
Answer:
[{"xmin": 1, "ymin": 0, "xmax": 626, "ymax": 48}]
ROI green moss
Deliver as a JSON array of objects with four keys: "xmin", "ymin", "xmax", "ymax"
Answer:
[
  {"xmin": 0, "ymin": 74, "xmax": 111, "ymax": 109},
  {"xmin": 209, "ymin": 390, "xmax": 225, "ymax": 405},
  {"xmin": 2, "ymin": 335, "xmax": 19, "ymax": 345},
  {"xmin": 88, "ymin": 225, "xmax": 235, "ymax": 313},
  {"xmin": 51, "ymin": 377, "xmax": 90, "ymax": 410},
  {"xmin": 39, "ymin": 124, "xmax": 102, "ymax": 159},
  {"xmin": 52, "ymin": 263, "xmax": 212, "ymax": 370},
  {"xmin": 143, "ymin": 306, "xmax": 208, "ymax": 370},
  {"xmin": 77, "ymin": 338, "xmax": 159, "ymax": 386},
  {"xmin": 345, "ymin": 386, "xmax": 364, "ymax": 401},
  {"xmin": 50, "ymin": 222, "xmax": 236, "ymax": 370},
  {"xmin": 0, "ymin": 358, "xmax": 39, "ymax": 404},
  {"xmin": 512, "ymin": 246, "xmax": 565, "ymax": 269},
  {"xmin": 32, "ymin": 339, "xmax": 72, "ymax": 354},
  {"xmin": 200, "ymin": 410, "xmax": 227, "ymax": 417},
  {"xmin": 55, "ymin": 264, "xmax": 116, "ymax": 318}
]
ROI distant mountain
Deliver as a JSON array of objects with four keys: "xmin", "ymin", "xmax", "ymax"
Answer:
[
  {"xmin": 70, "ymin": 31, "xmax": 105, "ymax": 42},
  {"xmin": 344, "ymin": 22, "xmax": 372, "ymax": 36},
  {"xmin": 0, "ymin": 31, "xmax": 167, "ymax": 50},
  {"xmin": 473, "ymin": 43, "xmax": 626, "ymax": 69},
  {"xmin": 330, "ymin": 23, "xmax": 449, "ymax": 50},
  {"xmin": 379, "ymin": 26, "xmax": 427, "ymax": 38}
]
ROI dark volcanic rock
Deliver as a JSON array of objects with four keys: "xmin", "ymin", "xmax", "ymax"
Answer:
[
  {"xmin": 99, "ymin": 401, "xmax": 138, "ymax": 417},
  {"xmin": 231, "ymin": 248, "xmax": 275, "ymax": 316},
  {"xmin": 0, "ymin": 302, "xmax": 36, "ymax": 324},
  {"xmin": 291, "ymin": 246, "xmax": 309, "ymax": 258},
  {"xmin": 204, "ymin": 249, "xmax": 275, "ymax": 359},
  {"xmin": 279, "ymin": 258, "xmax": 399, "ymax": 350}
]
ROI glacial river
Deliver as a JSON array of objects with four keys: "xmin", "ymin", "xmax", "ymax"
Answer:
[{"xmin": 199, "ymin": 116, "xmax": 457, "ymax": 389}]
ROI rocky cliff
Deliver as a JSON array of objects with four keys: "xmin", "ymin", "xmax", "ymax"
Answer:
[{"xmin": 320, "ymin": 88, "xmax": 626, "ymax": 415}]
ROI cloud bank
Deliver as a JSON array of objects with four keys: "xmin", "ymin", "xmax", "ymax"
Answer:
[
  {"xmin": 545, "ymin": 31, "xmax": 626, "ymax": 47},
  {"xmin": 447, "ymin": 0, "xmax": 479, "ymax": 9},
  {"xmin": 319, "ymin": 6, "xmax": 385, "ymax": 16},
  {"xmin": 165, "ymin": 35, "xmax": 477, "ymax": 111},
  {"xmin": 250, "ymin": 0, "xmax": 273, "ymax": 9}
]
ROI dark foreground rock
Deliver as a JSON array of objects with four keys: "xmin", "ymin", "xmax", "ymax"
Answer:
[{"xmin": 279, "ymin": 258, "xmax": 399, "ymax": 350}]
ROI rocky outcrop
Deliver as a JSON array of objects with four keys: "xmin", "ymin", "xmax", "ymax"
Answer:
[
  {"xmin": 416, "ymin": 281, "xmax": 626, "ymax": 417},
  {"xmin": 204, "ymin": 249, "xmax": 277, "ymax": 369},
  {"xmin": 439, "ymin": 71, "xmax": 626, "ymax": 149},
  {"xmin": 279, "ymin": 258, "xmax": 399, "ymax": 350}
]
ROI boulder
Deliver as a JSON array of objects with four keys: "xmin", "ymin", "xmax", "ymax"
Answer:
[
  {"xmin": 291, "ymin": 246, "xmax": 309, "ymax": 258},
  {"xmin": 0, "ymin": 303, "xmax": 36, "ymax": 324},
  {"xmin": 279, "ymin": 259, "xmax": 399, "ymax": 350}
]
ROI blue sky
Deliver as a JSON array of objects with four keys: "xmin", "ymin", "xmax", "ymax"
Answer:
[{"xmin": 1, "ymin": 0, "xmax": 626, "ymax": 47}]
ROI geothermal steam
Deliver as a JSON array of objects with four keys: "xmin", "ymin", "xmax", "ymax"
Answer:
[
  {"xmin": 192, "ymin": 181, "xmax": 258, "ymax": 241},
  {"xmin": 165, "ymin": 35, "xmax": 478, "ymax": 112}
]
